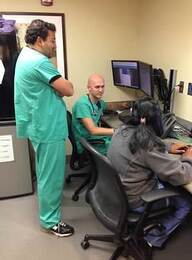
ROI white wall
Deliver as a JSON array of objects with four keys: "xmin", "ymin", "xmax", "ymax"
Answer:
[
  {"xmin": 139, "ymin": 0, "xmax": 192, "ymax": 121},
  {"xmin": 1, "ymin": 0, "xmax": 141, "ymax": 109},
  {"xmin": 1, "ymin": 0, "xmax": 141, "ymax": 153},
  {"xmin": 2, "ymin": 0, "xmax": 192, "ymax": 152}
]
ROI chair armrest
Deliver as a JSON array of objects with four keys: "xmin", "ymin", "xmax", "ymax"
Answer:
[{"xmin": 141, "ymin": 188, "xmax": 179, "ymax": 204}]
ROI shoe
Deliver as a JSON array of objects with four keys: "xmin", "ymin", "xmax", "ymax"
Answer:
[{"xmin": 49, "ymin": 222, "xmax": 74, "ymax": 237}]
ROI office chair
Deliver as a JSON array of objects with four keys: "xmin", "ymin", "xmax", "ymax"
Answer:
[
  {"xmin": 65, "ymin": 111, "xmax": 92, "ymax": 201},
  {"xmin": 80, "ymin": 137, "xmax": 179, "ymax": 260}
]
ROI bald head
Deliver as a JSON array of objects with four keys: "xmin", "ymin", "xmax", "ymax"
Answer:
[
  {"xmin": 87, "ymin": 74, "xmax": 105, "ymax": 87},
  {"xmin": 87, "ymin": 74, "xmax": 105, "ymax": 102}
]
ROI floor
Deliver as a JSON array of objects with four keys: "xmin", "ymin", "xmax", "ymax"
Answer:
[{"xmin": 1, "ymin": 169, "xmax": 192, "ymax": 260}]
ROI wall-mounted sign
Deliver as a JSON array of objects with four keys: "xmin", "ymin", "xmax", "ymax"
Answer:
[
  {"xmin": 0, "ymin": 135, "xmax": 14, "ymax": 162},
  {"xmin": 0, "ymin": 59, "xmax": 5, "ymax": 84}
]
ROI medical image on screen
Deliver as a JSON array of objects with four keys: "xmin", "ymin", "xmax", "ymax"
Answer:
[{"xmin": 112, "ymin": 61, "xmax": 139, "ymax": 89}]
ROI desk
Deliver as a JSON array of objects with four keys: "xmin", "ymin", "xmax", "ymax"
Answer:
[
  {"xmin": 102, "ymin": 114, "xmax": 123, "ymax": 129},
  {"xmin": 102, "ymin": 114, "xmax": 192, "ymax": 194}
]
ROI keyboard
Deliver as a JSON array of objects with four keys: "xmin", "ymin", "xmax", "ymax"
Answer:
[
  {"xmin": 168, "ymin": 122, "xmax": 192, "ymax": 143},
  {"xmin": 118, "ymin": 110, "xmax": 130, "ymax": 122},
  {"xmin": 103, "ymin": 110, "xmax": 118, "ymax": 115}
]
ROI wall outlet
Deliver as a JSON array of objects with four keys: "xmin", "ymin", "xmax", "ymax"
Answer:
[
  {"xmin": 187, "ymin": 83, "xmax": 192, "ymax": 95},
  {"xmin": 178, "ymin": 81, "xmax": 184, "ymax": 93}
]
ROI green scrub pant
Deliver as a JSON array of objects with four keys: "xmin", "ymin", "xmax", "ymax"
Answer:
[{"xmin": 31, "ymin": 140, "xmax": 66, "ymax": 229}]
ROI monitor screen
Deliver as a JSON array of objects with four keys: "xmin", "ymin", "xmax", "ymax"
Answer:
[
  {"xmin": 139, "ymin": 61, "xmax": 153, "ymax": 97},
  {"xmin": 111, "ymin": 60, "xmax": 140, "ymax": 89}
]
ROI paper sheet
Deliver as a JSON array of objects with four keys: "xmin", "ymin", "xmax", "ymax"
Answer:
[
  {"xmin": 0, "ymin": 135, "xmax": 14, "ymax": 162},
  {"xmin": 0, "ymin": 59, "xmax": 5, "ymax": 84}
]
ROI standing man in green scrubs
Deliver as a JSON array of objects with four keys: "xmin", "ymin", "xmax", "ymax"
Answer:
[
  {"xmin": 72, "ymin": 74, "xmax": 128, "ymax": 155},
  {"xmin": 14, "ymin": 19, "xmax": 74, "ymax": 237}
]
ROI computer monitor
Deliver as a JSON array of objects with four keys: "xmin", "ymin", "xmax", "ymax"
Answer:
[
  {"xmin": 111, "ymin": 60, "xmax": 153, "ymax": 97},
  {"xmin": 111, "ymin": 60, "xmax": 140, "ymax": 89},
  {"xmin": 139, "ymin": 61, "xmax": 154, "ymax": 97}
]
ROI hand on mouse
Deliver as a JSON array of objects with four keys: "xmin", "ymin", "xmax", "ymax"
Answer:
[
  {"xmin": 170, "ymin": 143, "xmax": 188, "ymax": 154},
  {"xmin": 182, "ymin": 146, "xmax": 192, "ymax": 159}
]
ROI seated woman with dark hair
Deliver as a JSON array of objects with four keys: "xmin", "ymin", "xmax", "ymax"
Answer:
[{"xmin": 107, "ymin": 97, "xmax": 192, "ymax": 248}]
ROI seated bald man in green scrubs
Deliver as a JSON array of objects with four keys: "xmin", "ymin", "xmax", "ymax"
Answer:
[{"xmin": 72, "ymin": 74, "xmax": 128, "ymax": 155}]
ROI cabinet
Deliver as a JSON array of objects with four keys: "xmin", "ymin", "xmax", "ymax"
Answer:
[{"xmin": 0, "ymin": 121, "xmax": 33, "ymax": 199}]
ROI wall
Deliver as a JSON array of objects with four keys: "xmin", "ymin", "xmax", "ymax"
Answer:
[
  {"xmin": 1, "ymin": 0, "xmax": 140, "ymax": 153},
  {"xmin": 3, "ymin": 0, "xmax": 191, "ymax": 150},
  {"xmin": 139, "ymin": 0, "xmax": 192, "ymax": 121},
  {"xmin": 1, "ymin": 0, "xmax": 140, "ymax": 109}
]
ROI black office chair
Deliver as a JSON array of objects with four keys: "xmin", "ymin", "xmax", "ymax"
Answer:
[
  {"xmin": 65, "ymin": 111, "xmax": 92, "ymax": 201},
  {"xmin": 80, "ymin": 137, "xmax": 179, "ymax": 260}
]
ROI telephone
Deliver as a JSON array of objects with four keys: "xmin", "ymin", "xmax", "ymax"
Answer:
[
  {"xmin": 161, "ymin": 112, "xmax": 176, "ymax": 139},
  {"xmin": 161, "ymin": 113, "xmax": 192, "ymax": 139}
]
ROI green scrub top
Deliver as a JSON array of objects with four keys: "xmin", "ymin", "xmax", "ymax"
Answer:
[
  {"xmin": 14, "ymin": 47, "xmax": 68, "ymax": 143},
  {"xmin": 72, "ymin": 94, "xmax": 111, "ymax": 155}
]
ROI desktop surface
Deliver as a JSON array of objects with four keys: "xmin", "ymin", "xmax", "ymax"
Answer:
[
  {"xmin": 102, "ymin": 113, "xmax": 123, "ymax": 129},
  {"xmin": 102, "ymin": 108, "xmax": 131, "ymax": 129},
  {"xmin": 103, "ymin": 110, "xmax": 192, "ymax": 142}
]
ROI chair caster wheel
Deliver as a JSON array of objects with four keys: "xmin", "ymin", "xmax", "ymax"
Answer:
[
  {"xmin": 72, "ymin": 194, "xmax": 79, "ymax": 201},
  {"xmin": 81, "ymin": 240, "xmax": 90, "ymax": 249},
  {"xmin": 65, "ymin": 176, "xmax": 71, "ymax": 184}
]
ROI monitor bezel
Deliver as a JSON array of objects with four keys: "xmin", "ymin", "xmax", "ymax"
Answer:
[{"xmin": 138, "ymin": 61, "xmax": 154, "ymax": 98}]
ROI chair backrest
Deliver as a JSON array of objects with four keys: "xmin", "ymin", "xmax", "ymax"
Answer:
[
  {"xmin": 67, "ymin": 110, "xmax": 88, "ymax": 170},
  {"xmin": 80, "ymin": 137, "xmax": 129, "ymax": 234}
]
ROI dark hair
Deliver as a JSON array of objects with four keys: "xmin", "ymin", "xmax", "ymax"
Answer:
[
  {"xmin": 122, "ymin": 97, "xmax": 166, "ymax": 154},
  {"xmin": 25, "ymin": 19, "xmax": 56, "ymax": 44}
]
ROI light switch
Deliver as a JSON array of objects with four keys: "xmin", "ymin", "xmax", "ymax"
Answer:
[{"xmin": 178, "ymin": 81, "xmax": 184, "ymax": 93}]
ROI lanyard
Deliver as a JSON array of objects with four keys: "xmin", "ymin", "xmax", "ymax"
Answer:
[{"xmin": 87, "ymin": 94, "xmax": 101, "ymax": 116}]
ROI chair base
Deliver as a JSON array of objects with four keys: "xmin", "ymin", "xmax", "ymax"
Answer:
[
  {"xmin": 66, "ymin": 162, "xmax": 92, "ymax": 201},
  {"xmin": 65, "ymin": 173, "xmax": 91, "ymax": 201},
  {"xmin": 81, "ymin": 233, "xmax": 152, "ymax": 260},
  {"xmin": 65, "ymin": 173, "xmax": 88, "ymax": 184},
  {"xmin": 71, "ymin": 175, "xmax": 91, "ymax": 201}
]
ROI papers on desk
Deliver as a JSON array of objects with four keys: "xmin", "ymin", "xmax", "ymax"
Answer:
[{"xmin": 0, "ymin": 59, "xmax": 5, "ymax": 84}]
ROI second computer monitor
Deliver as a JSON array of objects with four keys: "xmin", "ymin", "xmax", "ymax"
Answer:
[{"xmin": 139, "ymin": 61, "xmax": 153, "ymax": 97}]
